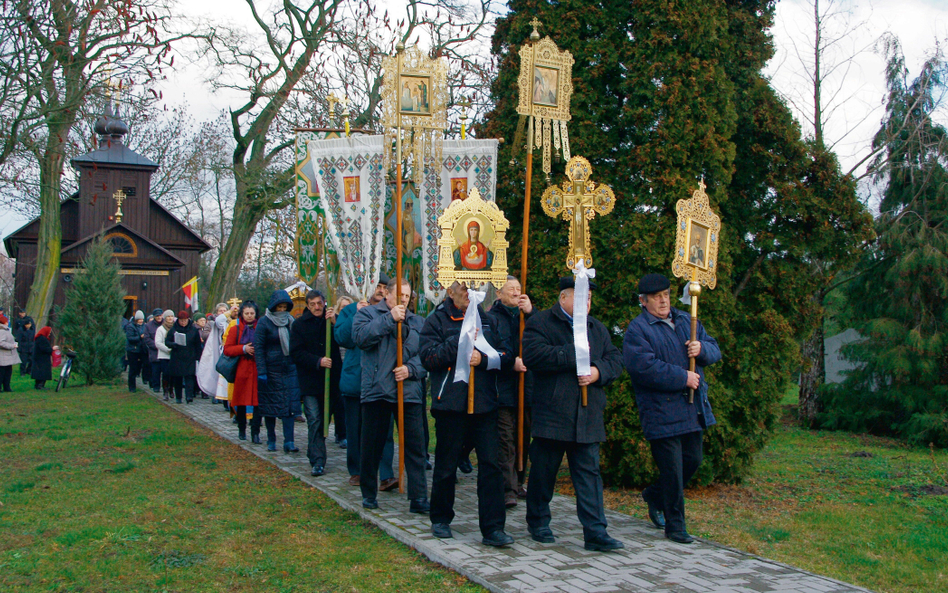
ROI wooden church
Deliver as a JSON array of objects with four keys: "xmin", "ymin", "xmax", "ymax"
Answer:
[{"xmin": 4, "ymin": 105, "xmax": 211, "ymax": 319}]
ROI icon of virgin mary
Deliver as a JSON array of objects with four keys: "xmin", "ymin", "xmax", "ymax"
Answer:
[{"xmin": 453, "ymin": 220, "xmax": 493, "ymax": 270}]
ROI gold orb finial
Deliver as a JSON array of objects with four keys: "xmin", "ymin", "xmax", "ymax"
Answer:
[{"xmin": 529, "ymin": 17, "xmax": 541, "ymax": 41}]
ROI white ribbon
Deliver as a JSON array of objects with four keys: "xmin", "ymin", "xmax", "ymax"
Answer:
[
  {"xmin": 680, "ymin": 283, "xmax": 692, "ymax": 306},
  {"xmin": 454, "ymin": 288, "xmax": 501, "ymax": 383},
  {"xmin": 572, "ymin": 262, "xmax": 596, "ymax": 377}
]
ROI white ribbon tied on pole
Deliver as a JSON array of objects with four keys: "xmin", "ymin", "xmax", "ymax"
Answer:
[
  {"xmin": 573, "ymin": 262, "xmax": 596, "ymax": 377},
  {"xmin": 454, "ymin": 288, "xmax": 501, "ymax": 383}
]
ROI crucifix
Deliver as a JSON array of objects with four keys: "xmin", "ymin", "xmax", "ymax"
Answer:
[
  {"xmin": 540, "ymin": 156, "xmax": 615, "ymax": 269},
  {"xmin": 226, "ymin": 296, "xmax": 241, "ymax": 309},
  {"xmin": 326, "ymin": 93, "xmax": 340, "ymax": 123},
  {"xmin": 112, "ymin": 189, "xmax": 127, "ymax": 223}
]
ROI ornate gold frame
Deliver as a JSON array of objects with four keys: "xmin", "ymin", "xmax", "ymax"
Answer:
[
  {"xmin": 517, "ymin": 37, "xmax": 574, "ymax": 124},
  {"xmin": 672, "ymin": 180, "xmax": 721, "ymax": 289},
  {"xmin": 436, "ymin": 188, "xmax": 510, "ymax": 290}
]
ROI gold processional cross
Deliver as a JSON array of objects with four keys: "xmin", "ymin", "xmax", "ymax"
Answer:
[
  {"xmin": 540, "ymin": 156, "xmax": 615, "ymax": 269},
  {"xmin": 112, "ymin": 189, "xmax": 127, "ymax": 223}
]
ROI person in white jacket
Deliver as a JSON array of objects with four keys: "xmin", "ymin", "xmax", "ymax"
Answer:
[
  {"xmin": 0, "ymin": 314, "xmax": 20, "ymax": 392},
  {"xmin": 196, "ymin": 303, "xmax": 230, "ymax": 400},
  {"xmin": 155, "ymin": 310, "xmax": 175, "ymax": 401}
]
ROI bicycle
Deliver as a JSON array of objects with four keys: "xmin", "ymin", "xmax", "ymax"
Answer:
[{"xmin": 55, "ymin": 349, "xmax": 78, "ymax": 392}]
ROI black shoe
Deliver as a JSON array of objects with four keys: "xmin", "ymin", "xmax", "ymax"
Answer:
[
  {"xmin": 431, "ymin": 523, "xmax": 453, "ymax": 539},
  {"xmin": 362, "ymin": 498, "xmax": 378, "ymax": 510},
  {"xmin": 425, "ymin": 459, "xmax": 433, "ymax": 470},
  {"xmin": 642, "ymin": 492, "xmax": 665, "ymax": 529},
  {"xmin": 529, "ymin": 527, "xmax": 555, "ymax": 543},
  {"xmin": 176, "ymin": 399, "xmax": 182, "ymax": 404},
  {"xmin": 584, "ymin": 533, "xmax": 625, "ymax": 552},
  {"xmin": 201, "ymin": 393, "xmax": 209, "ymax": 399},
  {"xmin": 338, "ymin": 438, "xmax": 347, "ymax": 449},
  {"xmin": 238, "ymin": 429, "xmax": 247, "ymax": 441},
  {"xmin": 482, "ymin": 530, "xmax": 514, "ymax": 547},
  {"xmin": 283, "ymin": 442, "xmax": 299, "ymax": 453},
  {"xmin": 311, "ymin": 465, "xmax": 325, "ymax": 477},
  {"xmin": 409, "ymin": 498, "xmax": 430, "ymax": 514},
  {"xmin": 665, "ymin": 531, "xmax": 695, "ymax": 544},
  {"xmin": 251, "ymin": 434, "xmax": 261, "ymax": 444},
  {"xmin": 458, "ymin": 457, "xmax": 473, "ymax": 474}
]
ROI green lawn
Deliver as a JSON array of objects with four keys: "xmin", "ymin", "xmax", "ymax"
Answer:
[{"xmin": 0, "ymin": 373, "xmax": 482, "ymax": 592}]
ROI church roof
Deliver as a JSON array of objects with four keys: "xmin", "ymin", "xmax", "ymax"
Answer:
[
  {"xmin": 60, "ymin": 222, "xmax": 187, "ymax": 268},
  {"xmin": 71, "ymin": 103, "xmax": 158, "ymax": 170}
]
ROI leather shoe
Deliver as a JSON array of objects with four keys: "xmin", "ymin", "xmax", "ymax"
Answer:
[
  {"xmin": 338, "ymin": 438, "xmax": 347, "ymax": 449},
  {"xmin": 409, "ymin": 498, "xmax": 430, "ymax": 514},
  {"xmin": 482, "ymin": 530, "xmax": 514, "ymax": 547},
  {"xmin": 251, "ymin": 434, "xmax": 262, "ymax": 444},
  {"xmin": 665, "ymin": 531, "xmax": 695, "ymax": 544},
  {"xmin": 517, "ymin": 485, "xmax": 527, "ymax": 499},
  {"xmin": 348, "ymin": 475, "xmax": 360, "ymax": 486},
  {"xmin": 431, "ymin": 523, "xmax": 453, "ymax": 539},
  {"xmin": 362, "ymin": 498, "xmax": 378, "ymax": 509},
  {"xmin": 642, "ymin": 493, "xmax": 665, "ymax": 529},
  {"xmin": 584, "ymin": 533, "xmax": 625, "ymax": 552},
  {"xmin": 283, "ymin": 442, "xmax": 299, "ymax": 453},
  {"xmin": 458, "ymin": 457, "xmax": 474, "ymax": 474},
  {"xmin": 504, "ymin": 493, "xmax": 518, "ymax": 509},
  {"xmin": 311, "ymin": 465, "xmax": 324, "ymax": 477},
  {"xmin": 529, "ymin": 527, "xmax": 555, "ymax": 543},
  {"xmin": 379, "ymin": 477, "xmax": 399, "ymax": 492}
]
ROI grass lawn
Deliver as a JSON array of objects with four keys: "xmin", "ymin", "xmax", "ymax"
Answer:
[{"xmin": 0, "ymin": 372, "xmax": 482, "ymax": 592}]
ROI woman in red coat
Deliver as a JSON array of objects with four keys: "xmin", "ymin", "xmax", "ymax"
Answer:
[{"xmin": 223, "ymin": 301, "xmax": 260, "ymax": 442}]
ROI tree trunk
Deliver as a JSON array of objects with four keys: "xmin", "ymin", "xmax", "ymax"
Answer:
[
  {"xmin": 25, "ymin": 121, "xmax": 69, "ymax": 327},
  {"xmin": 799, "ymin": 312, "xmax": 825, "ymax": 426},
  {"xmin": 206, "ymin": 182, "xmax": 265, "ymax": 305}
]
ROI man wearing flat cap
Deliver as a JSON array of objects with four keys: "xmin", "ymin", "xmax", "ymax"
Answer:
[
  {"xmin": 522, "ymin": 276, "xmax": 625, "ymax": 551},
  {"xmin": 623, "ymin": 273, "xmax": 721, "ymax": 544}
]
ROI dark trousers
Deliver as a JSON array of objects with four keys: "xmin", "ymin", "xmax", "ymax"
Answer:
[
  {"xmin": 19, "ymin": 359, "xmax": 31, "ymax": 376},
  {"xmin": 360, "ymin": 400, "xmax": 427, "ymax": 502},
  {"xmin": 157, "ymin": 360, "xmax": 171, "ymax": 392},
  {"xmin": 127, "ymin": 350, "xmax": 150, "ymax": 391},
  {"xmin": 302, "ymin": 395, "xmax": 327, "ymax": 468},
  {"xmin": 430, "ymin": 409, "xmax": 506, "ymax": 536},
  {"xmin": 344, "ymin": 394, "xmax": 394, "ymax": 479},
  {"xmin": 329, "ymin": 390, "xmax": 346, "ymax": 441},
  {"xmin": 148, "ymin": 357, "xmax": 160, "ymax": 389},
  {"xmin": 235, "ymin": 405, "xmax": 261, "ymax": 435},
  {"xmin": 264, "ymin": 415, "xmax": 294, "ymax": 445},
  {"xmin": 643, "ymin": 430, "xmax": 703, "ymax": 535},
  {"xmin": 526, "ymin": 438, "xmax": 608, "ymax": 540},
  {"xmin": 171, "ymin": 375, "xmax": 196, "ymax": 402},
  {"xmin": 0, "ymin": 365, "xmax": 12, "ymax": 392},
  {"xmin": 497, "ymin": 406, "xmax": 530, "ymax": 494}
]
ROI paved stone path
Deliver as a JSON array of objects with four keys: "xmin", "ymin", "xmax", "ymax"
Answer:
[{"xmin": 157, "ymin": 394, "xmax": 871, "ymax": 593}]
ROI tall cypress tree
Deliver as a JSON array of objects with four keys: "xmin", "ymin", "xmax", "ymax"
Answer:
[
  {"xmin": 481, "ymin": 0, "xmax": 872, "ymax": 484},
  {"xmin": 820, "ymin": 42, "xmax": 948, "ymax": 445}
]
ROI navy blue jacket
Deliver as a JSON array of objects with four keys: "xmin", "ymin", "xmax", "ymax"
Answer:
[
  {"xmin": 622, "ymin": 307, "xmax": 720, "ymax": 441},
  {"xmin": 334, "ymin": 301, "xmax": 363, "ymax": 397},
  {"xmin": 254, "ymin": 290, "xmax": 301, "ymax": 417}
]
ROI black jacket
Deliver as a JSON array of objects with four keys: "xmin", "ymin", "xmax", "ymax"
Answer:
[
  {"xmin": 165, "ymin": 320, "xmax": 203, "ymax": 377},
  {"xmin": 125, "ymin": 321, "xmax": 147, "ymax": 354},
  {"xmin": 290, "ymin": 308, "xmax": 342, "ymax": 400},
  {"xmin": 488, "ymin": 299, "xmax": 534, "ymax": 408},
  {"xmin": 352, "ymin": 300, "xmax": 427, "ymax": 405},
  {"xmin": 522, "ymin": 305, "xmax": 624, "ymax": 443},
  {"xmin": 13, "ymin": 315, "xmax": 34, "ymax": 335},
  {"xmin": 31, "ymin": 335, "xmax": 53, "ymax": 381},
  {"xmin": 16, "ymin": 327, "xmax": 34, "ymax": 357},
  {"xmin": 419, "ymin": 298, "xmax": 513, "ymax": 414}
]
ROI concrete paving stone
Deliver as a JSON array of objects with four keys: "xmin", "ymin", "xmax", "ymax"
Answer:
[{"xmin": 161, "ymin": 395, "xmax": 876, "ymax": 593}]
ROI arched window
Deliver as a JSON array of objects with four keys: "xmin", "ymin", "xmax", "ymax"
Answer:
[{"xmin": 103, "ymin": 232, "xmax": 137, "ymax": 257}]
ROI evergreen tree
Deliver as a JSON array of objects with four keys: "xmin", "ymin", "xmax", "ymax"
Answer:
[
  {"xmin": 820, "ymin": 41, "xmax": 948, "ymax": 446},
  {"xmin": 481, "ymin": 0, "xmax": 872, "ymax": 484},
  {"xmin": 56, "ymin": 238, "xmax": 127, "ymax": 385}
]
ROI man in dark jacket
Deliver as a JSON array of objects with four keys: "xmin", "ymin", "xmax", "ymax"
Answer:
[
  {"xmin": 522, "ymin": 277, "xmax": 625, "ymax": 551},
  {"xmin": 420, "ymin": 281, "xmax": 515, "ymax": 547},
  {"xmin": 290, "ymin": 290, "xmax": 342, "ymax": 477},
  {"xmin": 143, "ymin": 308, "xmax": 163, "ymax": 392},
  {"xmin": 488, "ymin": 275, "xmax": 534, "ymax": 508},
  {"xmin": 125, "ymin": 310, "xmax": 150, "ymax": 392},
  {"xmin": 165, "ymin": 310, "xmax": 204, "ymax": 404},
  {"xmin": 352, "ymin": 277, "xmax": 429, "ymax": 512},
  {"xmin": 16, "ymin": 320, "xmax": 34, "ymax": 376},
  {"xmin": 13, "ymin": 308, "xmax": 34, "ymax": 335},
  {"xmin": 623, "ymin": 273, "xmax": 721, "ymax": 545},
  {"xmin": 335, "ymin": 277, "xmax": 396, "ymax": 488}
]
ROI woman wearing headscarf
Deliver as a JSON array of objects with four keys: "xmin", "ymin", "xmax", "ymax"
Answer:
[
  {"xmin": 254, "ymin": 290, "xmax": 300, "ymax": 452},
  {"xmin": 165, "ymin": 310, "xmax": 203, "ymax": 404},
  {"xmin": 31, "ymin": 326, "xmax": 53, "ymax": 390},
  {"xmin": 0, "ymin": 314, "xmax": 20, "ymax": 392},
  {"xmin": 223, "ymin": 301, "xmax": 261, "ymax": 442}
]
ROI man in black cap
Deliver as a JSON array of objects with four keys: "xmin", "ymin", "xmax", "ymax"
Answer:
[
  {"xmin": 622, "ymin": 273, "xmax": 721, "ymax": 544},
  {"xmin": 522, "ymin": 276, "xmax": 625, "ymax": 551}
]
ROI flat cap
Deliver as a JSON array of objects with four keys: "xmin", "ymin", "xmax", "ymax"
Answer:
[
  {"xmin": 559, "ymin": 276, "xmax": 599, "ymax": 291},
  {"xmin": 638, "ymin": 273, "xmax": 670, "ymax": 295},
  {"xmin": 377, "ymin": 272, "xmax": 390, "ymax": 286}
]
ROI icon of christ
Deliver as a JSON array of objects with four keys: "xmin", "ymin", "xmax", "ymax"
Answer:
[{"xmin": 453, "ymin": 220, "xmax": 493, "ymax": 270}]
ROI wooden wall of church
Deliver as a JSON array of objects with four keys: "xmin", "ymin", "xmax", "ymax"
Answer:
[{"xmin": 76, "ymin": 165, "xmax": 152, "ymax": 239}]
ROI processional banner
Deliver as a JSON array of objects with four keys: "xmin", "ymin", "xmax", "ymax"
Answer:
[
  {"xmin": 295, "ymin": 130, "xmax": 341, "ymax": 291},
  {"xmin": 416, "ymin": 139, "xmax": 499, "ymax": 304},
  {"xmin": 308, "ymin": 135, "xmax": 387, "ymax": 300}
]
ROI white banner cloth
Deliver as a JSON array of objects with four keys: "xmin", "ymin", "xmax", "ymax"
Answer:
[
  {"xmin": 572, "ymin": 263, "xmax": 596, "ymax": 376},
  {"xmin": 309, "ymin": 135, "xmax": 387, "ymax": 300},
  {"xmin": 453, "ymin": 289, "xmax": 501, "ymax": 383}
]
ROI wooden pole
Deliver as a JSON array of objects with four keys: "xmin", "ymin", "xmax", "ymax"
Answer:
[
  {"xmin": 324, "ymin": 316, "xmax": 332, "ymax": 437},
  {"xmin": 517, "ymin": 123, "xmax": 533, "ymax": 472},
  {"xmin": 395, "ymin": 44, "xmax": 406, "ymax": 494},
  {"xmin": 468, "ymin": 369, "xmax": 475, "ymax": 414},
  {"xmin": 688, "ymin": 270, "xmax": 700, "ymax": 404}
]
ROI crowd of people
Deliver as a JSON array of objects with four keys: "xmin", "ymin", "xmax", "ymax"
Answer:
[{"xmin": 2, "ymin": 270, "xmax": 720, "ymax": 551}]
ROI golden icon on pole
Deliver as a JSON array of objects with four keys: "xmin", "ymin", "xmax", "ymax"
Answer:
[
  {"xmin": 436, "ymin": 188, "xmax": 510, "ymax": 291},
  {"xmin": 672, "ymin": 179, "xmax": 722, "ymax": 403}
]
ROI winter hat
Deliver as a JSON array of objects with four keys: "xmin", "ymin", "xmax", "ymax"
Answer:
[
  {"xmin": 177, "ymin": 310, "xmax": 190, "ymax": 320},
  {"xmin": 0, "ymin": 314, "xmax": 7, "ymax": 325},
  {"xmin": 638, "ymin": 273, "xmax": 671, "ymax": 295},
  {"xmin": 162, "ymin": 309, "xmax": 175, "ymax": 319},
  {"xmin": 134, "ymin": 310, "xmax": 144, "ymax": 321},
  {"xmin": 151, "ymin": 308, "xmax": 163, "ymax": 317}
]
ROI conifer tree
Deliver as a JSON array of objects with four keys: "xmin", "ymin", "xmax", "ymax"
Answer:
[
  {"xmin": 820, "ymin": 42, "xmax": 948, "ymax": 445},
  {"xmin": 56, "ymin": 238, "xmax": 127, "ymax": 385}
]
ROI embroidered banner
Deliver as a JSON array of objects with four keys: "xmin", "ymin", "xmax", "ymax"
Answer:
[
  {"xmin": 309, "ymin": 135, "xmax": 387, "ymax": 300},
  {"xmin": 295, "ymin": 130, "xmax": 342, "ymax": 289}
]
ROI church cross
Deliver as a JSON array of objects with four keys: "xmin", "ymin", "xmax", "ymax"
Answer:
[
  {"xmin": 540, "ymin": 157, "xmax": 615, "ymax": 270},
  {"xmin": 326, "ymin": 93, "xmax": 340, "ymax": 120},
  {"xmin": 112, "ymin": 188, "xmax": 127, "ymax": 223},
  {"xmin": 529, "ymin": 17, "xmax": 542, "ymax": 41},
  {"xmin": 227, "ymin": 296, "xmax": 241, "ymax": 308}
]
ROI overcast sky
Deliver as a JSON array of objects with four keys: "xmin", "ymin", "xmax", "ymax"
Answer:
[{"xmin": 2, "ymin": 0, "xmax": 946, "ymax": 243}]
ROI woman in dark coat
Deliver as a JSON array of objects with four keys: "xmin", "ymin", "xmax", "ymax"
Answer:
[
  {"xmin": 16, "ymin": 321, "xmax": 34, "ymax": 377},
  {"xmin": 223, "ymin": 301, "xmax": 260, "ymax": 442},
  {"xmin": 31, "ymin": 326, "xmax": 53, "ymax": 390},
  {"xmin": 254, "ymin": 290, "xmax": 300, "ymax": 452},
  {"xmin": 165, "ymin": 310, "xmax": 203, "ymax": 404}
]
